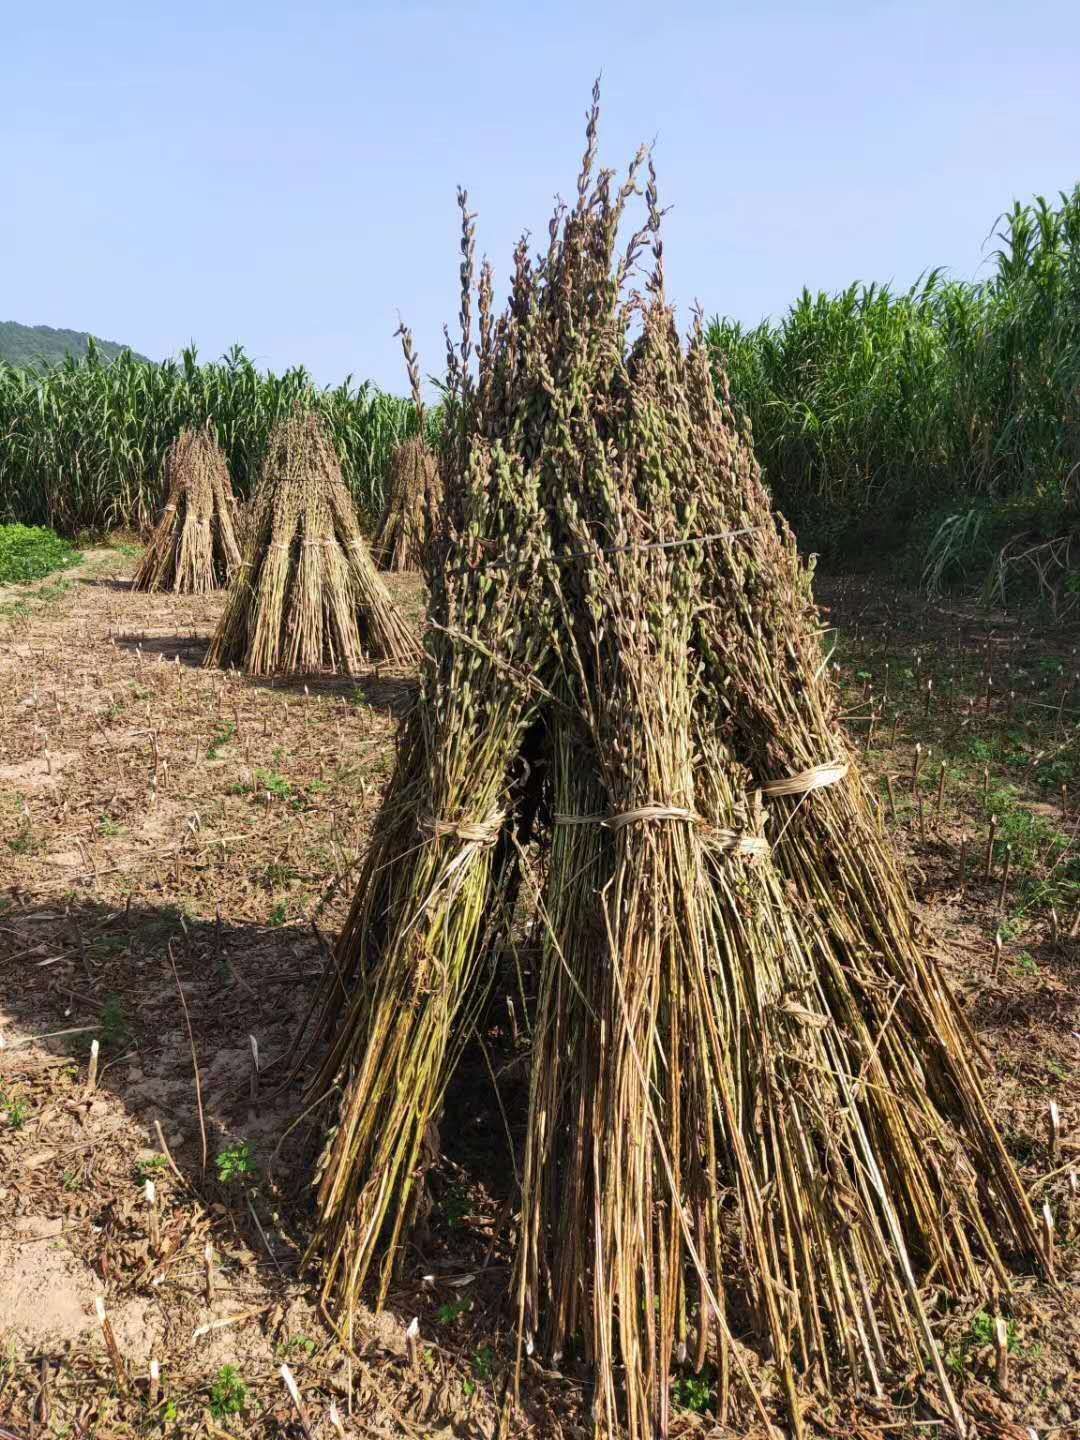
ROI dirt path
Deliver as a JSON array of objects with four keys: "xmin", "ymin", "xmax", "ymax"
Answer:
[
  {"xmin": 0, "ymin": 553, "xmax": 501, "ymax": 1437},
  {"xmin": 0, "ymin": 553, "xmax": 1078, "ymax": 1437}
]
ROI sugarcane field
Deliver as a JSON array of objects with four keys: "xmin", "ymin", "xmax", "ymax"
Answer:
[{"xmin": 3, "ymin": 21, "xmax": 1080, "ymax": 1440}]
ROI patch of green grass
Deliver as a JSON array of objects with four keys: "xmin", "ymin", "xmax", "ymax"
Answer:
[
  {"xmin": 259, "ymin": 769, "xmax": 291, "ymax": 799},
  {"xmin": 0, "ymin": 524, "xmax": 81, "ymax": 585},
  {"xmin": 215, "ymin": 1141, "xmax": 257, "ymax": 1186},
  {"xmin": 100, "ymin": 995, "xmax": 129, "ymax": 1050},
  {"xmin": 7, "ymin": 823, "xmax": 37, "ymax": 855},
  {"xmin": 208, "ymin": 1364, "xmax": 247, "ymax": 1419},
  {"xmin": 207, "ymin": 722, "xmax": 237, "ymax": 760},
  {"xmin": 263, "ymin": 862, "xmax": 298, "ymax": 888}
]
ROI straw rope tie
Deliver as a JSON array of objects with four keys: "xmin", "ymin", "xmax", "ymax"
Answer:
[
  {"xmin": 554, "ymin": 806, "xmax": 769, "ymax": 857},
  {"xmin": 421, "ymin": 809, "xmax": 505, "ymax": 845},
  {"xmin": 705, "ymin": 827, "xmax": 770, "ymax": 858},
  {"xmin": 758, "ymin": 759, "xmax": 848, "ymax": 798}
]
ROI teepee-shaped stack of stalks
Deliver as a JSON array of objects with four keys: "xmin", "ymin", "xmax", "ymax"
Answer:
[
  {"xmin": 205, "ymin": 411, "xmax": 418, "ymax": 675},
  {"xmin": 373, "ymin": 328, "xmax": 442, "ymax": 573},
  {"xmin": 132, "ymin": 425, "xmax": 241, "ymax": 593},
  {"xmin": 303, "ymin": 95, "xmax": 1049, "ymax": 1440}
]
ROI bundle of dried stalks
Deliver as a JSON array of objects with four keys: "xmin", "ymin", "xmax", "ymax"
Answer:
[
  {"xmin": 303, "ymin": 93, "xmax": 1048, "ymax": 1440},
  {"xmin": 373, "ymin": 437, "xmax": 439, "ymax": 571},
  {"xmin": 373, "ymin": 327, "xmax": 443, "ymax": 572},
  {"xmin": 132, "ymin": 425, "xmax": 240, "ymax": 593},
  {"xmin": 205, "ymin": 412, "xmax": 417, "ymax": 675}
]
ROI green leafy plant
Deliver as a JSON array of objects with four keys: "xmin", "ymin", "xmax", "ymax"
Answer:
[
  {"xmin": 472, "ymin": 1344, "xmax": 495, "ymax": 1380},
  {"xmin": 1, "ymin": 1088, "xmax": 30, "ymax": 1129},
  {"xmin": 281, "ymin": 1335, "xmax": 316, "ymax": 1358},
  {"xmin": 257, "ymin": 769, "xmax": 291, "ymax": 799},
  {"xmin": 208, "ymin": 1364, "xmax": 247, "ymax": 1419},
  {"xmin": 215, "ymin": 1141, "xmax": 257, "ymax": 1185},
  {"xmin": 673, "ymin": 1372, "xmax": 712, "ymax": 1414},
  {"xmin": 435, "ymin": 1298, "xmax": 471, "ymax": 1325}
]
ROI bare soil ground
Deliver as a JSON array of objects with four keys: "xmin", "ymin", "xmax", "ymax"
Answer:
[{"xmin": 0, "ymin": 549, "xmax": 1077, "ymax": 1439}]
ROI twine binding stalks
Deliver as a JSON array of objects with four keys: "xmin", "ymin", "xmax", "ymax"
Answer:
[
  {"xmin": 132, "ymin": 424, "xmax": 241, "ymax": 593},
  {"xmin": 300, "ymin": 88, "xmax": 1049, "ymax": 1440},
  {"xmin": 205, "ymin": 411, "xmax": 418, "ymax": 675}
]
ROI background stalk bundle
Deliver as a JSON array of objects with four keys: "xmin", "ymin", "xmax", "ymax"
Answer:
[{"xmin": 205, "ymin": 410, "xmax": 417, "ymax": 676}]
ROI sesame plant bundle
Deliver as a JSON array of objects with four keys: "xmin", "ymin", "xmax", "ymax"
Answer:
[
  {"xmin": 132, "ymin": 424, "xmax": 241, "ymax": 592},
  {"xmin": 205, "ymin": 411, "xmax": 417, "ymax": 675},
  {"xmin": 305, "ymin": 95, "xmax": 1047, "ymax": 1440},
  {"xmin": 374, "ymin": 327, "xmax": 443, "ymax": 572},
  {"xmin": 684, "ymin": 339, "xmax": 1047, "ymax": 1277},
  {"xmin": 304, "ymin": 438, "xmax": 555, "ymax": 1322},
  {"xmin": 374, "ymin": 436, "xmax": 440, "ymax": 571}
]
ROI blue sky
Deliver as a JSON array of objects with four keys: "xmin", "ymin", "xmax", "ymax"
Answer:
[{"xmin": 7, "ymin": 0, "xmax": 1079, "ymax": 390}]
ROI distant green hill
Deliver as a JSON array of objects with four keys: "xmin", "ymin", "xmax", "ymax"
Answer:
[{"xmin": 0, "ymin": 320, "xmax": 149, "ymax": 368}]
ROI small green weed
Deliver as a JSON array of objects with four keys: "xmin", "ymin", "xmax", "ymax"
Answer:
[
  {"xmin": 280, "ymin": 1335, "xmax": 316, "ymax": 1359},
  {"xmin": 134, "ymin": 1154, "xmax": 168, "ymax": 1182},
  {"xmin": 1, "ymin": 1088, "xmax": 30, "ymax": 1129},
  {"xmin": 441, "ymin": 1184, "xmax": 469, "ymax": 1228},
  {"xmin": 208, "ymin": 1364, "xmax": 247, "ymax": 1418},
  {"xmin": 435, "ymin": 1297, "xmax": 471, "ymax": 1325},
  {"xmin": 207, "ymin": 722, "xmax": 237, "ymax": 760},
  {"xmin": 100, "ymin": 995, "xmax": 129, "ymax": 1049},
  {"xmin": 969, "ymin": 1310, "xmax": 1017, "ymax": 1351},
  {"xmin": 268, "ymin": 901, "xmax": 288, "ymax": 927},
  {"xmin": 673, "ymin": 1372, "xmax": 712, "ymax": 1414},
  {"xmin": 472, "ymin": 1344, "xmax": 495, "ymax": 1380},
  {"xmin": 215, "ymin": 1141, "xmax": 257, "ymax": 1185},
  {"xmin": 259, "ymin": 769, "xmax": 291, "ymax": 799},
  {"xmin": 7, "ymin": 823, "xmax": 36, "ymax": 855},
  {"xmin": 947, "ymin": 1310, "xmax": 1017, "ymax": 1375}
]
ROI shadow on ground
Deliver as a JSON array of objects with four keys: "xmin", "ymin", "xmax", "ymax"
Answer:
[{"xmin": 112, "ymin": 631, "xmax": 418, "ymax": 714}]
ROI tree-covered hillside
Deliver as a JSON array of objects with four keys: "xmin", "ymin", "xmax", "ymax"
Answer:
[{"xmin": 0, "ymin": 320, "xmax": 148, "ymax": 367}]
